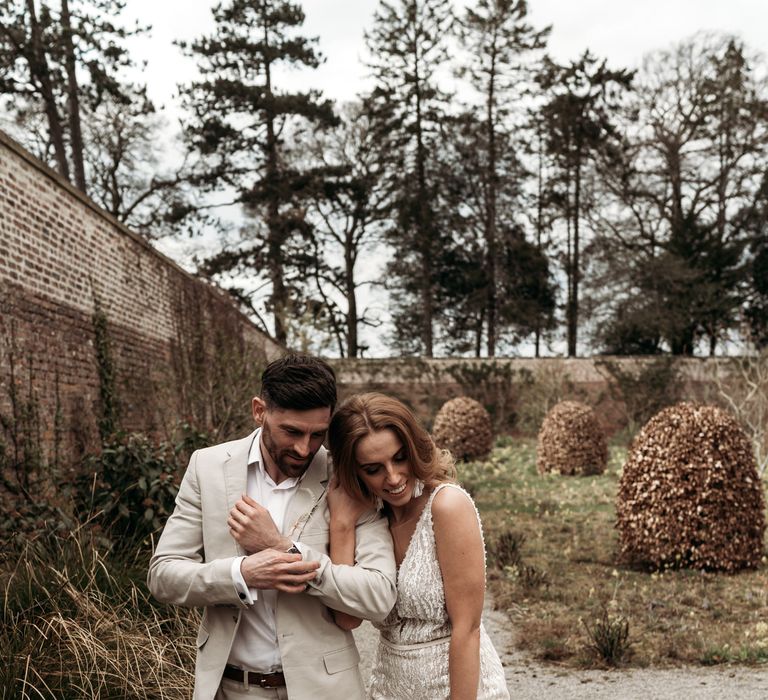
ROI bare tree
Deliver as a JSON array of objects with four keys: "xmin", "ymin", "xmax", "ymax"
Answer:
[
  {"xmin": 712, "ymin": 351, "xmax": 768, "ymax": 474},
  {"xmin": 589, "ymin": 34, "xmax": 768, "ymax": 355},
  {"xmin": 302, "ymin": 102, "xmax": 389, "ymax": 357}
]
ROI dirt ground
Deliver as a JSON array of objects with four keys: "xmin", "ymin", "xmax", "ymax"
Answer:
[{"xmin": 352, "ymin": 598, "xmax": 768, "ymax": 699}]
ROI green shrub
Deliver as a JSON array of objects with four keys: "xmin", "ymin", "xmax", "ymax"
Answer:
[{"xmin": 76, "ymin": 424, "xmax": 210, "ymax": 552}]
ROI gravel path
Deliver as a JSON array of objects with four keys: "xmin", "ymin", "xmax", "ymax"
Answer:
[{"xmin": 353, "ymin": 598, "xmax": 768, "ymax": 699}]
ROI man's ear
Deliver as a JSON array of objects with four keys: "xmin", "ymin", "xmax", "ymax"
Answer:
[{"xmin": 252, "ymin": 397, "xmax": 266, "ymax": 426}]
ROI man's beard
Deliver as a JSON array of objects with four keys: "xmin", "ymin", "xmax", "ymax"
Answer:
[{"xmin": 261, "ymin": 420, "xmax": 314, "ymax": 480}]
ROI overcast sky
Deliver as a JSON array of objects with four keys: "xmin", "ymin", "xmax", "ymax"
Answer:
[
  {"xmin": 122, "ymin": 1, "xmax": 766, "ymax": 356},
  {"xmin": 124, "ymin": 0, "xmax": 768, "ymax": 111}
]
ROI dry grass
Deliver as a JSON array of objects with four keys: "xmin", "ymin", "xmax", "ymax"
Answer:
[
  {"xmin": 1, "ymin": 532, "xmax": 198, "ymax": 699},
  {"xmin": 463, "ymin": 439, "xmax": 768, "ymax": 668}
]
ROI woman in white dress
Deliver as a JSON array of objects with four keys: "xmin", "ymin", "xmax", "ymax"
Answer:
[{"xmin": 326, "ymin": 392, "xmax": 509, "ymax": 700}]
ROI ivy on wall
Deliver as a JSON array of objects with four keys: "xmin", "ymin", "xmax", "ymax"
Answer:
[{"xmin": 92, "ymin": 299, "xmax": 120, "ymax": 441}]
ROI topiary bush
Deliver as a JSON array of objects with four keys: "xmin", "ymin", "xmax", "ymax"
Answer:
[
  {"xmin": 536, "ymin": 400, "xmax": 607, "ymax": 475},
  {"xmin": 432, "ymin": 396, "xmax": 494, "ymax": 462},
  {"xmin": 616, "ymin": 402, "xmax": 765, "ymax": 572}
]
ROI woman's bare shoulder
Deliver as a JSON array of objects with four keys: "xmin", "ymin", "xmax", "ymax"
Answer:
[{"xmin": 430, "ymin": 484, "xmax": 477, "ymax": 526}]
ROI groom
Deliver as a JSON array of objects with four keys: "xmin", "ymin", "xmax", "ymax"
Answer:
[{"xmin": 148, "ymin": 354, "xmax": 396, "ymax": 699}]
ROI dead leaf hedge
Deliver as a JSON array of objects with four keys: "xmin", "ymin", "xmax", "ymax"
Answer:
[
  {"xmin": 616, "ymin": 402, "xmax": 765, "ymax": 572},
  {"xmin": 536, "ymin": 401, "xmax": 607, "ymax": 476},
  {"xmin": 432, "ymin": 396, "xmax": 494, "ymax": 462}
]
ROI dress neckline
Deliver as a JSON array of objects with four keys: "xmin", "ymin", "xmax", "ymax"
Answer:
[
  {"xmin": 394, "ymin": 484, "xmax": 456, "ymax": 572},
  {"xmin": 393, "ymin": 491, "xmax": 431, "ymax": 571}
]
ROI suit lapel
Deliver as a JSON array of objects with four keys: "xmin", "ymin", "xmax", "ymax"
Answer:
[
  {"xmin": 283, "ymin": 447, "xmax": 329, "ymax": 539},
  {"xmin": 224, "ymin": 429, "xmax": 257, "ymax": 516}
]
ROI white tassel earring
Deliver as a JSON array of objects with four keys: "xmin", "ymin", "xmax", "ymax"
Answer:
[{"xmin": 412, "ymin": 479, "xmax": 424, "ymax": 499}]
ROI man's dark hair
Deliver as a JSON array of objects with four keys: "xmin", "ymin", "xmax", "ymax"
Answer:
[{"xmin": 260, "ymin": 354, "xmax": 337, "ymax": 411}]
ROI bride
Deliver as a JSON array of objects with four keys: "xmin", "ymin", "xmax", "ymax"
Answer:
[{"xmin": 327, "ymin": 393, "xmax": 509, "ymax": 699}]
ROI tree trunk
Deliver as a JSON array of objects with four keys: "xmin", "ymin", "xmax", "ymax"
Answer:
[
  {"xmin": 568, "ymin": 156, "xmax": 581, "ymax": 357},
  {"xmin": 413, "ymin": 62, "xmax": 433, "ymax": 357},
  {"xmin": 564, "ymin": 168, "xmax": 574, "ymax": 357},
  {"xmin": 344, "ymin": 229, "xmax": 358, "ymax": 358},
  {"xmin": 485, "ymin": 43, "xmax": 498, "ymax": 357},
  {"xmin": 26, "ymin": 0, "xmax": 69, "ymax": 180},
  {"xmin": 61, "ymin": 0, "xmax": 86, "ymax": 192},
  {"xmin": 263, "ymin": 51, "xmax": 287, "ymax": 346},
  {"xmin": 535, "ymin": 125, "xmax": 544, "ymax": 358},
  {"xmin": 475, "ymin": 307, "xmax": 484, "ymax": 358}
]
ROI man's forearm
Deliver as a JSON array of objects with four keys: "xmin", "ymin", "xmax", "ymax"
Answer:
[{"xmin": 148, "ymin": 555, "xmax": 244, "ymax": 608}]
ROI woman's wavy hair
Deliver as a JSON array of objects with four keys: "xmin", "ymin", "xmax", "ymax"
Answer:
[{"xmin": 328, "ymin": 392, "xmax": 456, "ymax": 504}]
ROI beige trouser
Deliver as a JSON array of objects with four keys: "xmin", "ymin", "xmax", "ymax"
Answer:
[{"xmin": 215, "ymin": 677, "xmax": 289, "ymax": 700}]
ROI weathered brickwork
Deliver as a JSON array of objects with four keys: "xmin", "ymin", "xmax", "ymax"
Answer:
[{"xmin": 0, "ymin": 130, "xmax": 282, "ymax": 466}]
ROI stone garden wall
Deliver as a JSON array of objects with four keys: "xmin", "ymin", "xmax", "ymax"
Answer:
[{"xmin": 331, "ymin": 356, "xmax": 722, "ymax": 437}]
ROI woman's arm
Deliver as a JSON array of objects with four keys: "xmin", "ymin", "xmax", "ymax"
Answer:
[
  {"xmin": 432, "ymin": 487, "xmax": 486, "ymax": 700},
  {"xmin": 326, "ymin": 476, "xmax": 368, "ymax": 630}
]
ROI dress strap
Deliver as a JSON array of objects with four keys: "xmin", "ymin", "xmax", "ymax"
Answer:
[{"xmin": 428, "ymin": 482, "xmax": 471, "ymax": 506}]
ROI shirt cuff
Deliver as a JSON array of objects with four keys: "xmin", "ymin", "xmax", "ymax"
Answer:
[{"xmin": 231, "ymin": 556, "xmax": 257, "ymax": 605}]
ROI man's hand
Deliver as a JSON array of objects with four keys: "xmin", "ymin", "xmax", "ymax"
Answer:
[
  {"xmin": 228, "ymin": 494, "xmax": 292, "ymax": 553},
  {"xmin": 241, "ymin": 549, "xmax": 320, "ymax": 593}
]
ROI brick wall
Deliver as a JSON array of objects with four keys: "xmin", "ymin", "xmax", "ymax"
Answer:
[{"xmin": 0, "ymin": 129, "xmax": 283, "ymax": 467}]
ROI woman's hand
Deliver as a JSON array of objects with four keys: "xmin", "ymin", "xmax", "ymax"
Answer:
[{"xmin": 326, "ymin": 474, "xmax": 371, "ymax": 526}]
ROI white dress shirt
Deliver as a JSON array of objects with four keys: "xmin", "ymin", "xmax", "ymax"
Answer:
[{"xmin": 227, "ymin": 431, "xmax": 303, "ymax": 672}]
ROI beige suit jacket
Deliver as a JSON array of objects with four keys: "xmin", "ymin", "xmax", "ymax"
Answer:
[{"xmin": 147, "ymin": 430, "xmax": 397, "ymax": 700}]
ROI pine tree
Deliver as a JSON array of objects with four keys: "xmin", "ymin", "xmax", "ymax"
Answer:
[
  {"xmin": 178, "ymin": 0, "xmax": 337, "ymax": 346},
  {"xmin": 364, "ymin": 0, "xmax": 455, "ymax": 357},
  {"xmin": 439, "ymin": 110, "xmax": 555, "ymax": 355},
  {"xmin": 458, "ymin": 0, "xmax": 549, "ymax": 355},
  {"xmin": 537, "ymin": 51, "xmax": 633, "ymax": 356}
]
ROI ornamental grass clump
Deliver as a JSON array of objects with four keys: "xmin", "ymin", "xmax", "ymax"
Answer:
[
  {"xmin": 616, "ymin": 402, "xmax": 765, "ymax": 572},
  {"xmin": 536, "ymin": 401, "xmax": 607, "ymax": 475},
  {"xmin": 432, "ymin": 396, "xmax": 494, "ymax": 462}
]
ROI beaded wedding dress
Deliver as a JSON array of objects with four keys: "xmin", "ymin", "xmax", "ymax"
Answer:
[{"xmin": 368, "ymin": 484, "xmax": 510, "ymax": 699}]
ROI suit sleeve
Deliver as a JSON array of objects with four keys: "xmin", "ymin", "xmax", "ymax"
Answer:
[
  {"xmin": 298, "ymin": 513, "xmax": 397, "ymax": 622},
  {"xmin": 147, "ymin": 450, "xmax": 245, "ymax": 608}
]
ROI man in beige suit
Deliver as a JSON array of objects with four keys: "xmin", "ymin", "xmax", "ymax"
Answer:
[{"xmin": 148, "ymin": 354, "xmax": 397, "ymax": 699}]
